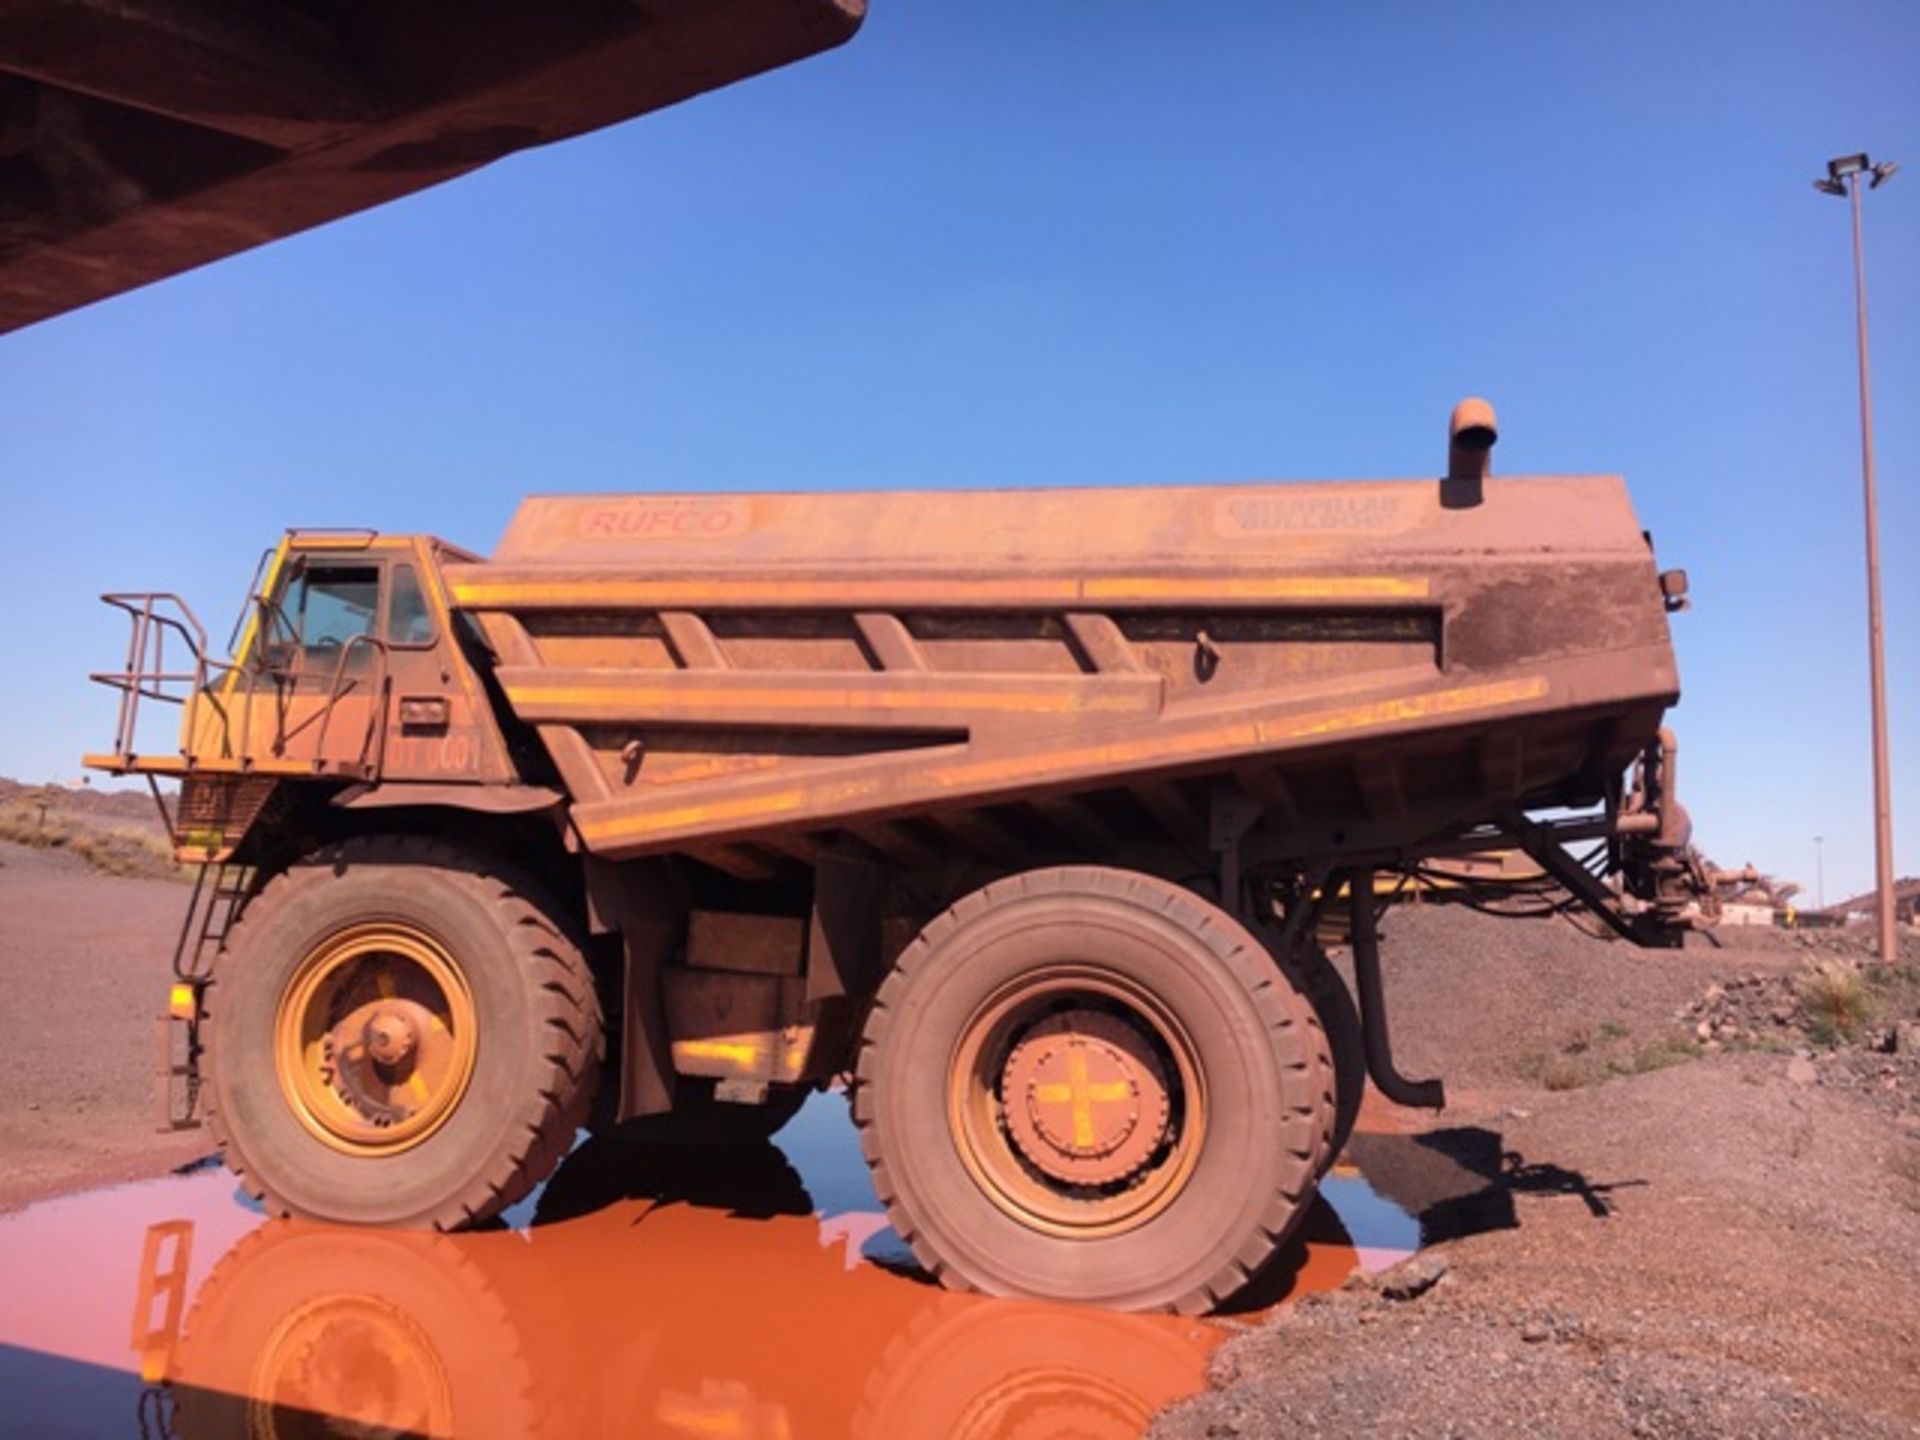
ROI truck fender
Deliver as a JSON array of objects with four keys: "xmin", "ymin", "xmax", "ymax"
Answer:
[{"xmin": 331, "ymin": 783, "xmax": 564, "ymax": 815}]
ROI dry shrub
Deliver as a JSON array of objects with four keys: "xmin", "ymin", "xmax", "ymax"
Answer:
[
  {"xmin": 1540, "ymin": 1055, "xmax": 1591, "ymax": 1092},
  {"xmin": 0, "ymin": 803, "xmax": 186, "ymax": 882},
  {"xmin": 1631, "ymin": 1030, "xmax": 1701, "ymax": 1075},
  {"xmin": 1796, "ymin": 961, "xmax": 1873, "ymax": 1047}
]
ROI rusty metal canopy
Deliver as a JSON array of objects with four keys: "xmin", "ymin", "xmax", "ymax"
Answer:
[{"xmin": 0, "ymin": 0, "xmax": 866, "ymax": 334}]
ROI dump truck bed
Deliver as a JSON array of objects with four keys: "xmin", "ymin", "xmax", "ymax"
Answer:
[{"xmin": 443, "ymin": 474, "xmax": 1678, "ymax": 868}]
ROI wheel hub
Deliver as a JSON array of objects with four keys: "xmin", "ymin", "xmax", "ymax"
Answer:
[
  {"xmin": 322, "ymin": 997, "xmax": 442, "ymax": 1128},
  {"xmin": 364, "ymin": 1007, "xmax": 419, "ymax": 1066},
  {"xmin": 1001, "ymin": 1010, "xmax": 1170, "ymax": 1186}
]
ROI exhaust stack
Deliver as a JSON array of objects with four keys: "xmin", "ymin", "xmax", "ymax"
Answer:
[{"xmin": 1447, "ymin": 397, "xmax": 1498, "ymax": 482}]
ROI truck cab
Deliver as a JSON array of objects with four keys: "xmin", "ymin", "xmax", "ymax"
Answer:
[{"xmin": 88, "ymin": 531, "xmax": 523, "ymax": 861}]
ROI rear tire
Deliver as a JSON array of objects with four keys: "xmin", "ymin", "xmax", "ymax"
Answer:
[
  {"xmin": 1289, "ymin": 944, "xmax": 1364, "ymax": 1171},
  {"xmin": 853, "ymin": 866, "xmax": 1332, "ymax": 1314},
  {"xmin": 204, "ymin": 836, "xmax": 602, "ymax": 1230}
]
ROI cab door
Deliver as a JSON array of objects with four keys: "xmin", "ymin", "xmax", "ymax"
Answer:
[
  {"xmin": 247, "ymin": 554, "xmax": 390, "ymax": 774},
  {"xmin": 374, "ymin": 546, "xmax": 515, "ymax": 784}
]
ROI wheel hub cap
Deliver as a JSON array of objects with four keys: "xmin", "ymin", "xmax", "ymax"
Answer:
[
  {"xmin": 322, "ymin": 997, "xmax": 444, "ymax": 1128},
  {"xmin": 363, "ymin": 1008, "xmax": 419, "ymax": 1066},
  {"xmin": 1001, "ymin": 1010, "xmax": 1170, "ymax": 1186}
]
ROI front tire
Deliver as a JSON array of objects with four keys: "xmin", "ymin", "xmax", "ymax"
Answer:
[
  {"xmin": 204, "ymin": 836, "xmax": 602, "ymax": 1229},
  {"xmin": 854, "ymin": 866, "xmax": 1332, "ymax": 1314}
]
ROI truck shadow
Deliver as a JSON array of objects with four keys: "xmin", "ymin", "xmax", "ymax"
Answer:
[
  {"xmin": 532, "ymin": 1133, "xmax": 817, "ymax": 1227},
  {"xmin": 1349, "ymin": 1126, "xmax": 1647, "ymax": 1243}
]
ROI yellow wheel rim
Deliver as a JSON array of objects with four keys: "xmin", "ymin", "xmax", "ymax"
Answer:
[
  {"xmin": 947, "ymin": 966, "xmax": 1207, "ymax": 1239},
  {"xmin": 275, "ymin": 922, "xmax": 478, "ymax": 1155}
]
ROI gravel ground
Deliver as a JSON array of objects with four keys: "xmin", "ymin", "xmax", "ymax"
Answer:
[
  {"xmin": 0, "ymin": 841, "xmax": 207, "ymax": 1212},
  {"xmin": 1155, "ymin": 905, "xmax": 1920, "ymax": 1439}
]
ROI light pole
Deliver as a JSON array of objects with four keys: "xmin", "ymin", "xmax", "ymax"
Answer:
[
  {"xmin": 1813, "ymin": 834, "xmax": 1826, "ymax": 912},
  {"xmin": 1813, "ymin": 152, "xmax": 1899, "ymax": 962}
]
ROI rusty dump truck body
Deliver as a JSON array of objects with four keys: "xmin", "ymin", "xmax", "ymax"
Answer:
[
  {"xmin": 87, "ymin": 404, "xmax": 1708, "ymax": 1313},
  {"xmin": 447, "ymin": 466, "xmax": 1674, "ymax": 867}
]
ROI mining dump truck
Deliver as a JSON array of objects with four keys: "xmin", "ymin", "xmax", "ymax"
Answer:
[{"xmin": 87, "ymin": 400, "xmax": 1711, "ymax": 1313}]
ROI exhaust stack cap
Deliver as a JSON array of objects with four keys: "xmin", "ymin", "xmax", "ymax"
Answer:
[{"xmin": 1447, "ymin": 397, "xmax": 1498, "ymax": 482}]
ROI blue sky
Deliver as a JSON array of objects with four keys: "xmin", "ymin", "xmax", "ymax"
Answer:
[{"xmin": 2, "ymin": 1, "xmax": 1914, "ymax": 901}]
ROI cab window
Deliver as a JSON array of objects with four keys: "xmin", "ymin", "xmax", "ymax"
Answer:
[
  {"xmin": 386, "ymin": 564, "xmax": 437, "ymax": 647},
  {"xmin": 268, "ymin": 564, "xmax": 379, "ymax": 670}
]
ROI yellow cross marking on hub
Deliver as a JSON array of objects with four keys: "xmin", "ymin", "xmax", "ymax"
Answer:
[{"xmin": 1033, "ymin": 1045, "xmax": 1131, "ymax": 1149}]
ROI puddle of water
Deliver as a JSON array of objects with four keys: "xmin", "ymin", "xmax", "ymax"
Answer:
[{"xmin": 0, "ymin": 1091, "xmax": 1419, "ymax": 1439}]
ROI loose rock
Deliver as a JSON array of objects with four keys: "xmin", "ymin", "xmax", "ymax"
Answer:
[{"xmin": 1376, "ymin": 1251, "xmax": 1450, "ymax": 1302}]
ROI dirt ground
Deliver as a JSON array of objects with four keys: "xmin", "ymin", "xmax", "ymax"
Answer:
[
  {"xmin": 0, "ymin": 841, "xmax": 206, "ymax": 1212},
  {"xmin": 1156, "ymin": 905, "xmax": 1920, "ymax": 1439}
]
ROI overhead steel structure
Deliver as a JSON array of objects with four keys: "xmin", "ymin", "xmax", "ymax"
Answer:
[{"xmin": 0, "ymin": 0, "xmax": 865, "ymax": 333}]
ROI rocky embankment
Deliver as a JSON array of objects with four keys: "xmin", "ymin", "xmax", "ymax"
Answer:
[{"xmin": 1155, "ymin": 906, "xmax": 1920, "ymax": 1439}]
